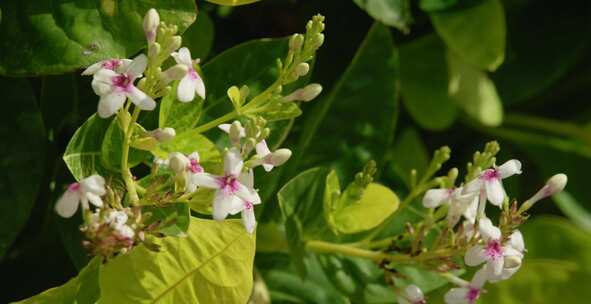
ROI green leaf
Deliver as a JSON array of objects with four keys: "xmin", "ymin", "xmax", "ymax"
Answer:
[
  {"xmin": 332, "ymin": 183, "xmax": 400, "ymax": 234},
  {"xmin": 0, "ymin": 1, "xmax": 196, "ymax": 76},
  {"xmin": 323, "ymin": 170, "xmax": 341, "ymax": 232},
  {"xmin": 390, "ymin": 127, "xmax": 429, "ymax": 187},
  {"xmin": 143, "ymin": 203, "xmax": 191, "ymax": 236},
  {"xmin": 447, "ymin": 52, "xmax": 503, "ymax": 126},
  {"xmin": 206, "ymin": 0, "xmax": 260, "ymax": 6},
  {"xmin": 101, "ymin": 119, "xmax": 150, "ymax": 171},
  {"xmin": 152, "ymin": 129, "xmax": 222, "ymax": 168},
  {"xmin": 419, "ymin": 0, "xmax": 484, "ymax": 12},
  {"xmin": 481, "ymin": 216, "xmax": 591, "ymax": 304},
  {"xmin": 400, "ymin": 35, "xmax": 458, "ymax": 130},
  {"xmin": 258, "ymin": 100, "xmax": 302, "ymax": 122},
  {"xmin": 552, "ymin": 191, "xmax": 591, "ymax": 233},
  {"xmin": 0, "ymin": 77, "xmax": 46, "ymax": 259},
  {"xmin": 353, "ymin": 0, "xmax": 413, "ymax": 33},
  {"xmin": 99, "ymin": 217, "xmax": 256, "ymax": 303},
  {"xmin": 491, "ymin": 1, "xmax": 591, "ymax": 105},
  {"xmin": 293, "ymin": 23, "xmax": 399, "ymax": 181},
  {"xmin": 159, "ymin": 81, "xmax": 204, "ymax": 133},
  {"xmin": 430, "ymin": 0, "xmax": 506, "ymax": 71},
  {"xmin": 14, "ymin": 257, "xmax": 101, "ymax": 304},
  {"xmin": 182, "ymin": 11, "xmax": 214, "ymax": 60},
  {"xmin": 63, "ymin": 114, "xmax": 111, "ymax": 181}
]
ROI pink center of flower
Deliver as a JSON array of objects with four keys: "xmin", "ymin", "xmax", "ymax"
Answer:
[
  {"xmin": 187, "ymin": 159, "xmax": 204, "ymax": 173},
  {"xmin": 102, "ymin": 59, "xmax": 121, "ymax": 70},
  {"xmin": 188, "ymin": 68, "xmax": 199, "ymax": 80},
  {"xmin": 244, "ymin": 201, "xmax": 254, "ymax": 210},
  {"xmin": 217, "ymin": 175, "xmax": 240, "ymax": 195},
  {"xmin": 466, "ymin": 287, "xmax": 480, "ymax": 304},
  {"xmin": 68, "ymin": 182, "xmax": 81, "ymax": 192},
  {"xmin": 112, "ymin": 74, "xmax": 134, "ymax": 92},
  {"xmin": 485, "ymin": 239, "xmax": 503, "ymax": 260},
  {"xmin": 481, "ymin": 169, "xmax": 500, "ymax": 181}
]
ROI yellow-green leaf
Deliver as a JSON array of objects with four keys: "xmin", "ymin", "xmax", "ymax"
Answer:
[{"xmin": 99, "ymin": 218, "xmax": 256, "ymax": 303}]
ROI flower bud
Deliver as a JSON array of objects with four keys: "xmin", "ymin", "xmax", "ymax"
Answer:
[
  {"xmin": 313, "ymin": 33, "xmax": 325, "ymax": 48},
  {"xmin": 520, "ymin": 173, "xmax": 568, "ymax": 213},
  {"xmin": 269, "ymin": 149, "xmax": 292, "ymax": 166},
  {"xmin": 149, "ymin": 42, "xmax": 161, "ymax": 59},
  {"xmin": 504, "ymin": 255, "xmax": 522, "ymax": 269},
  {"xmin": 169, "ymin": 152, "xmax": 189, "ymax": 174},
  {"xmin": 295, "ymin": 62, "xmax": 310, "ymax": 77},
  {"xmin": 289, "ymin": 34, "xmax": 304, "ymax": 51},
  {"xmin": 143, "ymin": 8, "xmax": 160, "ymax": 44},
  {"xmin": 167, "ymin": 36, "xmax": 182, "ymax": 54},
  {"xmin": 283, "ymin": 83, "xmax": 323, "ymax": 102},
  {"xmin": 229, "ymin": 121, "xmax": 244, "ymax": 146},
  {"xmin": 150, "ymin": 127, "xmax": 176, "ymax": 142}
]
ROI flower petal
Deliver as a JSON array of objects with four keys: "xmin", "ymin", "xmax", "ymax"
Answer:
[
  {"xmin": 177, "ymin": 47, "xmax": 193, "ymax": 66},
  {"xmin": 97, "ymin": 92, "xmax": 126, "ymax": 118},
  {"xmin": 423, "ymin": 188, "xmax": 451, "ymax": 208},
  {"xmin": 81, "ymin": 175, "xmax": 106, "ymax": 196},
  {"xmin": 485, "ymin": 178, "xmax": 505, "ymax": 206},
  {"xmin": 444, "ymin": 287, "xmax": 469, "ymax": 304},
  {"xmin": 508, "ymin": 230, "xmax": 525, "ymax": 252},
  {"xmin": 190, "ymin": 173, "xmax": 221, "ymax": 189},
  {"xmin": 478, "ymin": 217, "xmax": 501, "ymax": 240},
  {"xmin": 85, "ymin": 192, "xmax": 104, "ymax": 208},
  {"xmin": 127, "ymin": 86, "xmax": 156, "ymax": 110},
  {"xmin": 488, "ymin": 258, "xmax": 505, "ymax": 276},
  {"xmin": 177, "ymin": 75, "xmax": 196, "ymax": 102},
  {"xmin": 242, "ymin": 207, "xmax": 257, "ymax": 234},
  {"xmin": 188, "ymin": 152, "xmax": 200, "ymax": 162},
  {"xmin": 194, "ymin": 73, "xmax": 206, "ymax": 100},
  {"xmin": 82, "ymin": 61, "xmax": 103, "ymax": 75},
  {"xmin": 472, "ymin": 266, "xmax": 489, "ymax": 288},
  {"xmin": 126, "ymin": 54, "xmax": 148, "ymax": 77},
  {"xmin": 465, "ymin": 245, "xmax": 486, "ymax": 266},
  {"xmin": 235, "ymin": 183, "xmax": 261, "ymax": 205},
  {"xmin": 55, "ymin": 190, "xmax": 81, "ymax": 218},
  {"xmin": 224, "ymin": 148, "xmax": 244, "ymax": 177},
  {"xmin": 256, "ymin": 140, "xmax": 272, "ymax": 157},
  {"xmin": 91, "ymin": 69, "xmax": 117, "ymax": 95},
  {"xmin": 238, "ymin": 170, "xmax": 255, "ymax": 189},
  {"xmin": 498, "ymin": 159, "xmax": 522, "ymax": 179},
  {"xmin": 212, "ymin": 192, "xmax": 233, "ymax": 220},
  {"xmin": 464, "ymin": 178, "xmax": 483, "ymax": 194},
  {"xmin": 462, "ymin": 196, "xmax": 479, "ymax": 224}
]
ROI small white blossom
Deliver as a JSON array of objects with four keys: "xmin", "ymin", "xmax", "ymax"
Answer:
[
  {"xmin": 90, "ymin": 54, "xmax": 156, "ymax": 118},
  {"xmin": 422, "ymin": 187, "xmax": 476, "ymax": 226},
  {"xmin": 238, "ymin": 170, "xmax": 261, "ymax": 233},
  {"xmin": 190, "ymin": 148, "xmax": 261, "ymax": 222},
  {"xmin": 116, "ymin": 224, "xmax": 135, "ymax": 239},
  {"xmin": 106, "ymin": 210, "xmax": 128, "ymax": 229},
  {"xmin": 464, "ymin": 218, "xmax": 521, "ymax": 278},
  {"xmin": 488, "ymin": 230, "xmax": 525, "ymax": 282},
  {"xmin": 254, "ymin": 140, "xmax": 292, "ymax": 172},
  {"xmin": 283, "ymin": 83, "xmax": 323, "ymax": 102},
  {"xmin": 169, "ymin": 152, "xmax": 205, "ymax": 193},
  {"xmin": 397, "ymin": 285, "xmax": 426, "ymax": 304},
  {"xmin": 444, "ymin": 267, "xmax": 488, "ymax": 304},
  {"xmin": 55, "ymin": 175, "xmax": 106, "ymax": 218},
  {"xmin": 465, "ymin": 160, "xmax": 522, "ymax": 206},
  {"xmin": 171, "ymin": 47, "xmax": 205, "ymax": 102}
]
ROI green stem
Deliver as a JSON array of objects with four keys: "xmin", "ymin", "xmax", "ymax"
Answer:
[
  {"xmin": 306, "ymin": 240, "xmax": 391, "ymax": 261},
  {"xmin": 193, "ymin": 111, "xmax": 238, "ymax": 134},
  {"xmin": 121, "ymin": 106, "xmax": 141, "ymax": 205},
  {"xmin": 504, "ymin": 113, "xmax": 591, "ymax": 142}
]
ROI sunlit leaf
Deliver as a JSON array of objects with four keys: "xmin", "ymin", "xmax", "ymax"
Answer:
[
  {"xmin": 353, "ymin": 0, "xmax": 413, "ymax": 33},
  {"xmin": 63, "ymin": 114, "xmax": 111, "ymax": 181}
]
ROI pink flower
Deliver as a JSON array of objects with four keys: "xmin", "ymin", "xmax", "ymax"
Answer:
[
  {"xmin": 90, "ymin": 54, "xmax": 156, "ymax": 118},
  {"xmin": 465, "ymin": 160, "xmax": 522, "ymax": 206},
  {"xmin": 171, "ymin": 47, "xmax": 205, "ymax": 102},
  {"xmin": 55, "ymin": 175, "xmax": 106, "ymax": 218},
  {"xmin": 444, "ymin": 267, "xmax": 488, "ymax": 304}
]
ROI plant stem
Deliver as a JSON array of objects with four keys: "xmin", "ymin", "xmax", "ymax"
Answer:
[
  {"xmin": 504, "ymin": 113, "xmax": 591, "ymax": 142},
  {"xmin": 121, "ymin": 106, "xmax": 141, "ymax": 205},
  {"xmin": 306, "ymin": 240, "xmax": 389, "ymax": 261},
  {"xmin": 193, "ymin": 111, "xmax": 238, "ymax": 134}
]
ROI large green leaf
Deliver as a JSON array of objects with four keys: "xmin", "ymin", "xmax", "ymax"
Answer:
[
  {"xmin": 99, "ymin": 218, "xmax": 256, "ymax": 303},
  {"xmin": 491, "ymin": 1, "xmax": 591, "ymax": 105},
  {"xmin": 419, "ymin": 0, "xmax": 484, "ymax": 12},
  {"xmin": 293, "ymin": 22, "xmax": 399, "ymax": 181},
  {"xmin": 399, "ymin": 35, "xmax": 458, "ymax": 130},
  {"xmin": 353, "ymin": 0, "xmax": 413, "ymax": 33},
  {"xmin": 0, "ymin": 1, "xmax": 196, "ymax": 76},
  {"xmin": 430, "ymin": 0, "xmax": 506, "ymax": 71},
  {"xmin": 13, "ymin": 257, "xmax": 101, "ymax": 304},
  {"xmin": 482, "ymin": 216, "xmax": 591, "ymax": 304},
  {"xmin": 447, "ymin": 52, "xmax": 503, "ymax": 126},
  {"xmin": 143, "ymin": 203, "xmax": 191, "ymax": 236},
  {"xmin": 101, "ymin": 120, "xmax": 150, "ymax": 172},
  {"xmin": 63, "ymin": 114, "xmax": 111, "ymax": 181},
  {"xmin": 152, "ymin": 129, "xmax": 222, "ymax": 168},
  {"xmin": 159, "ymin": 81, "xmax": 205, "ymax": 133},
  {"xmin": 0, "ymin": 78, "xmax": 46, "ymax": 259},
  {"xmin": 390, "ymin": 127, "xmax": 429, "ymax": 188},
  {"xmin": 182, "ymin": 11, "xmax": 214, "ymax": 60}
]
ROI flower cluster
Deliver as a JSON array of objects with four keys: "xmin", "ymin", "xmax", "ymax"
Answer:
[{"xmin": 413, "ymin": 152, "xmax": 567, "ymax": 303}]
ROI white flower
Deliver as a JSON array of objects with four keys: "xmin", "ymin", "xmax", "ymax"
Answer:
[
  {"xmin": 190, "ymin": 148, "xmax": 261, "ymax": 221},
  {"xmin": 238, "ymin": 170, "xmax": 261, "ymax": 233},
  {"xmin": 397, "ymin": 285, "xmax": 426, "ymax": 304},
  {"xmin": 254, "ymin": 140, "xmax": 292, "ymax": 172},
  {"xmin": 106, "ymin": 210, "xmax": 128, "ymax": 229},
  {"xmin": 171, "ymin": 47, "xmax": 205, "ymax": 102},
  {"xmin": 488, "ymin": 230, "xmax": 525, "ymax": 282},
  {"xmin": 55, "ymin": 175, "xmax": 106, "ymax": 218},
  {"xmin": 169, "ymin": 152, "xmax": 205, "ymax": 193},
  {"xmin": 444, "ymin": 267, "xmax": 488, "ymax": 304},
  {"xmin": 90, "ymin": 54, "xmax": 156, "ymax": 118},
  {"xmin": 464, "ymin": 218, "xmax": 520, "ymax": 278},
  {"xmin": 423, "ymin": 187, "xmax": 476, "ymax": 226},
  {"xmin": 465, "ymin": 160, "xmax": 522, "ymax": 206},
  {"xmin": 81, "ymin": 58, "xmax": 131, "ymax": 76},
  {"xmin": 115, "ymin": 224, "xmax": 135, "ymax": 239}
]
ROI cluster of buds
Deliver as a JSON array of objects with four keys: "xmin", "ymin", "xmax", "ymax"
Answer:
[{"xmin": 382, "ymin": 142, "xmax": 568, "ymax": 304}]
